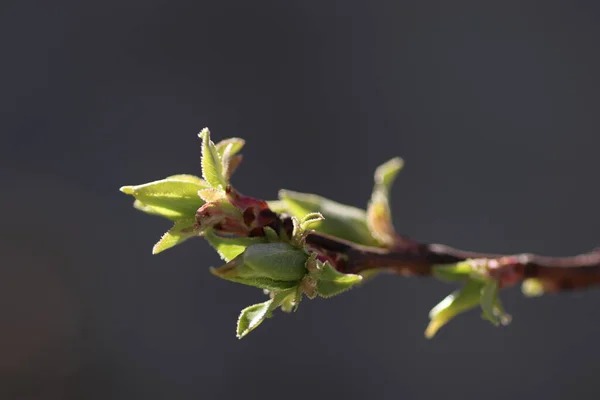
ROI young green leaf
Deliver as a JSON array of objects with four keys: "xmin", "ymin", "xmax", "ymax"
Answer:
[
  {"xmin": 366, "ymin": 157, "xmax": 403, "ymax": 247},
  {"xmin": 316, "ymin": 262, "xmax": 363, "ymax": 298},
  {"xmin": 237, "ymin": 300, "xmax": 273, "ymax": 339},
  {"xmin": 425, "ymin": 279, "xmax": 484, "ymax": 338},
  {"xmin": 432, "ymin": 261, "xmax": 474, "ymax": 282},
  {"xmin": 152, "ymin": 218, "xmax": 198, "ymax": 254},
  {"xmin": 120, "ymin": 177, "xmax": 207, "ymax": 220},
  {"xmin": 204, "ymin": 230, "xmax": 267, "ymax": 262},
  {"xmin": 199, "ymin": 128, "xmax": 227, "ymax": 189},
  {"xmin": 480, "ymin": 280, "xmax": 500, "ymax": 326},
  {"xmin": 215, "ymin": 137, "xmax": 245, "ymax": 158},
  {"xmin": 374, "ymin": 157, "xmax": 404, "ymax": 194},
  {"xmin": 209, "ymin": 243, "xmax": 307, "ymax": 290},
  {"xmin": 242, "ymin": 243, "xmax": 308, "ymax": 282},
  {"xmin": 236, "ymin": 289, "xmax": 294, "ymax": 339},
  {"xmin": 279, "ymin": 190, "xmax": 379, "ymax": 246},
  {"xmin": 166, "ymin": 174, "xmax": 206, "ymax": 184}
]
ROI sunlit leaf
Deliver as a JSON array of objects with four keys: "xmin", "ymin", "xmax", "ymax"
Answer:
[
  {"xmin": 152, "ymin": 218, "xmax": 198, "ymax": 254},
  {"xmin": 317, "ymin": 262, "xmax": 363, "ymax": 298},
  {"xmin": 480, "ymin": 280, "xmax": 500, "ymax": 326},
  {"xmin": 204, "ymin": 230, "xmax": 267, "ymax": 262},
  {"xmin": 432, "ymin": 261, "xmax": 474, "ymax": 282},
  {"xmin": 366, "ymin": 157, "xmax": 403, "ymax": 247},
  {"xmin": 237, "ymin": 300, "xmax": 272, "ymax": 339},
  {"xmin": 425, "ymin": 279, "xmax": 484, "ymax": 338},
  {"xmin": 236, "ymin": 289, "xmax": 294, "ymax": 339},
  {"xmin": 279, "ymin": 190, "xmax": 379, "ymax": 246},
  {"xmin": 199, "ymin": 128, "xmax": 227, "ymax": 189},
  {"xmin": 215, "ymin": 137, "xmax": 245, "ymax": 158},
  {"xmin": 120, "ymin": 177, "xmax": 207, "ymax": 220}
]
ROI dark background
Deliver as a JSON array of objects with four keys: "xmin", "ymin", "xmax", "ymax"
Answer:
[{"xmin": 2, "ymin": 1, "xmax": 600, "ymax": 399}]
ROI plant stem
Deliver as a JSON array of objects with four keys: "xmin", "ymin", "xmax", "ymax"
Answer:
[{"xmin": 305, "ymin": 231, "xmax": 600, "ymax": 292}]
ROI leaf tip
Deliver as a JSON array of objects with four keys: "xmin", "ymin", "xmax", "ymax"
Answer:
[
  {"xmin": 198, "ymin": 127, "xmax": 210, "ymax": 140},
  {"xmin": 120, "ymin": 186, "xmax": 134, "ymax": 195}
]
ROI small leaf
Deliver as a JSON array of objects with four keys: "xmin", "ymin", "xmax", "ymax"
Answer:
[
  {"xmin": 132, "ymin": 200, "xmax": 184, "ymax": 221},
  {"xmin": 152, "ymin": 218, "xmax": 198, "ymax": 254},
  {"xmin": 204, "ymin": 230, "xmax": 266, "ymax": 262},
  {"xmin": 432, "ymin": 261, "xmax": 474, "ymax": 282},
  {"xmin": 243, "ymin": 243, "xmax": 308, "ymax": 282},
  {"xmin": 280, "ymin": 287, "xmax": 302, "ymax": 313},
  {"xmin": 215, "ymin": 137, "xmax": 245, "ymax": 158},
  {"xmin": 198, "ymin": 188, "xmax": 225, "ymax": 203},
  {"xmin": 120, "ymin": 177, "xmax": 207, "ymax": 220},
  {"xmin": 237, "ymin": 299, "xmax": 273, "ymax": 339},
  {"xmin": 366, "ymin": 197, "xmax": 396, "ymax": 246},
  {"xmin": 480, "ymin": 280, "xmax": 500, "ymax": 326},
  {"xmin": 316, "ymin": 262, "xmax": 363, "ymax": 298},
  {"xmin": 236, "ymin": 289, "xmax": 294, "ymax": 339},
  {"xmin": 374, "ymin": 157, "xmax": 403, "ymax": 193},
  {"xmin": 425, "ymin": 279, "xmax": 484, "ymax": 338},
  {"xmin": 209, "ymin": 243, "xmax": 307, "ymax": 290},
  {"xmin": 262, "ymin": 226, "xmax": 280, "ymax": 242},
  {"xmin": 166, "ymin": 174, "xmax": 206, "ymax": 184},
  {"xmin": 199, "ymin": 128, "xmax": 227, "ymax": 189},
  {"xmin": 366, "ymin": 157, "xmax": 403, "ymax": 247},
  {"xmin": 210, "ymin": 266, "xmax": 299, "ymax": 291},
  {"xmin": 279, "ymin": 190, "xmax": 379, "ymax": 246},
  {"xmin": 300, "ymin": 212, "xmax": 325, "ymax": 230}
]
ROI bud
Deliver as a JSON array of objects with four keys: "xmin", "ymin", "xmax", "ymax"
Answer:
[{"xmin": 211, "ymin": 242, "xmax": 308, "ymax": 290}]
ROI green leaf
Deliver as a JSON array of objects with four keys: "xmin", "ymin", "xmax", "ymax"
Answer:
[
  {"xmin": 152, "ymin": 218, "xmax": 198, "ymax": 254},
  {"xmin": 204, "ymin": 230, "xmax": 267, "ymax": 262},
  {"xmin": 425, "ymin": 279, "xmax": 484, "ymax": 338},
  {"xmin": 374, "ymin": 157, "xmax": 403, "ymax": 194},
  {"xmin": 210, "ymin": 266, "xmax": 299, "ymax": 291},
  {"xmin": 215, "ymin": 137, "xmax": 245, "ymax": 158},
  {"xmin": 199, "ymin": 128, "xmax": 227, "ymax": 189},
  {"xmin": 237, "ymin": 300, "xmax": 272, "ymax": 339},
  {"xmin": 120, "ymin": 177, "xmax": 207, "ymax": 220},
  {"xmin": 432, "ymin": 261, "xmax": 474, "ymax": 282},
  {"xmin": 236, "ymin": 289, "xmax": 294, "ymax": 339},
  {"xmin": 366, "ymin": 157, "xmax": 403, "ymax": 247},
  {"xmin": 166, "ymin": 174, "xmax": 206, "ymax": 184},
  {"xmin": 480, "ymin": 280, "xmax": 500, "ymax": 326},
  {"xmin": 278, "ymin": 190, "xmax": 379, "ymax": 246},
  {"xmin": 243, "ymin": 243, "xmax": 308, "ymax": 282},
  {"xmin": 316, "ymin": 262, "xmax": 363, "ymax": 298},
  {"xmin": 209, "ymin": 243, "xmax": 307, "ymax": 290}
]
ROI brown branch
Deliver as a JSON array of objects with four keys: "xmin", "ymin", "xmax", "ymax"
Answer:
[{"xmin": 304, "ymin": 231, "xmax": 600, "ymax": 292}]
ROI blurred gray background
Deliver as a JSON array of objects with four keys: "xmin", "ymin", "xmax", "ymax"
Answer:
[{"xmin": 2, "ymin": 1, "xmax": 600, "ymax": 399}]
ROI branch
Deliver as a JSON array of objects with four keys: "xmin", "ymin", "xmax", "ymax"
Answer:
[{"xmin": 305, "ymin": 230, "xmax": 600, "ymax": 292}]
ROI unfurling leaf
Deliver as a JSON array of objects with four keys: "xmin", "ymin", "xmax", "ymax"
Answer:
[
  {"xmin": 480, "ymin": 280, "xmax": 500, "ymax": 325},
  {"xmin": 366, "ymin": 157, "xmax": 403, "ymax": 247},
  {"xmin": 374, "ymin": 157, "xmax": 404, "ymax": 193},
  {"xmin": 237, "ymin": 300, "xmax": 272, "ymax": 339},
  {"xmin": 210, "ymin": 243, "xmax": 308, "ymax": 290},
  {"xmin": 316, "ymin": 262, "xmax": 363, "ymax": 298},
  {"xmin": 242, "ymin": 243, "xmax": 308, "ymax": 282},
  {"xmin": 152, "ymin": 218, "xmax": 198, "ymax": 254},
  {"xmin": 425, "ymin": 279, "xmax": 483, "ymax": 338},
  {"xmin": 432, "ymin": 261, "xmax": 474, "ymax": 282},
  {"xmin": 278, "ymin": 190, "xmax": 379, "ymax": 246},
  {"xmin": 204, "ymin": 230, "xmax": 267, "ymax": 262},
  {"xmin": 120, "ymin": 177, "xmax": 208, "ymax": 220},
  {"xmin": 215, "ymin": 137, "xmax": 245, "ymax": 158},
  {"xmin": 236, "ymin": 289, "xmax": 294, "ymax": 339},
  {"xmin": 199, "ymin": 128, "xmax": 227, "ymax": 189}
]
